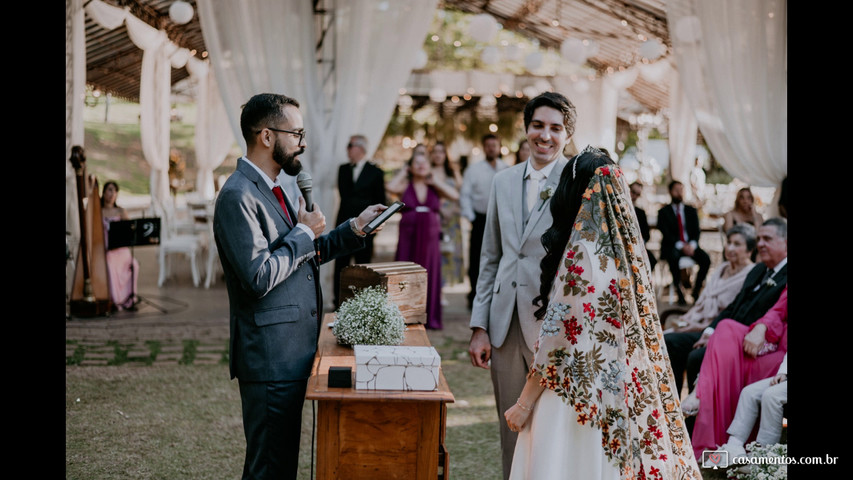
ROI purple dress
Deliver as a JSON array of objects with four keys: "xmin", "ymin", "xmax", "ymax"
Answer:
[{"xmin": 395, "ymin": 183, "xmax": 443, "ymax": 329}]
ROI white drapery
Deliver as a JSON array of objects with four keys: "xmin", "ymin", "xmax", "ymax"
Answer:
[
  {"xmin": 197, "ymin": 0, "xmax": 437, "ymax": 203},
  {"xmin": 186, "ymin": 59, "xmax": 235, "ymax": 200},
  {"xmin": 552, "ymin": 75, "xmax": 619, "ymax": 155},
  {"xmin": 84, "ymin": 0, "xmax": 234, "ymax": 208},
  {"xmin": 666, "ymin": 0, "xmax": 787, "ymax": 187},
  {"xmin": 197, "ymin": 0, "xmax": 438, "ymax": 302},
  {"xmin": 66, "ymin": 0, "xmax": 86, "ymax": 296},
  {"xmin": 667, "ymin": 66, "xmax": 699, "ymax": 197}
]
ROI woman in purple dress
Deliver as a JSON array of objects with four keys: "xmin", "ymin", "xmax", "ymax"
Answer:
[{"xmin": 386, "ymin": 149, "xmax": 459, "ymax": 329}]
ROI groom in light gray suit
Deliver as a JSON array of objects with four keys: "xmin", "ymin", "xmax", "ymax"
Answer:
[
  {"xmin": 468, "ymin": 91, "xmax": 577, "ymax": 479},
  {"xmin": 214, "ymin": 93, "xmax": 386, "ymax": 480}
]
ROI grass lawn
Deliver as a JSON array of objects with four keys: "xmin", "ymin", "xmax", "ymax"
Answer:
[{"xmin": 65, "ymin": 334, "xmax": 504, "ymax": 479}]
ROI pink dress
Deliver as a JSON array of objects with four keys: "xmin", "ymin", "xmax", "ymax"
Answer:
[
  {"xmin": 394, "ymin": 184, "xmax": 442, "ymax": 329},
  {"xmin": 691, "ymin": 287, "xmax": 788, "ymax": 458},
  {"xmin": 103, "ymin": 215, "xmax": 140, "ymax": 310}
]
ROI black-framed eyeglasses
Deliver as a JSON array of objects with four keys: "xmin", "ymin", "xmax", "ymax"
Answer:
[{"xmin": 258, "ymin": 127, "xmax": 305, "ymax": 144}]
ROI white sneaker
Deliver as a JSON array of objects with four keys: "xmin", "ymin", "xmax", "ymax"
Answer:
[{"xmin": 719, "ymin": 441, "xmax": 747, "ymax": 461}]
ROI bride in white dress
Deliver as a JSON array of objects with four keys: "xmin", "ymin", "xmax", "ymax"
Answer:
[{"xmin": 504, "ymin": 148, "xmax": 702, "ymax": 480}]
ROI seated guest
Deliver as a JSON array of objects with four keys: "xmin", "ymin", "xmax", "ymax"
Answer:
[
  {"xmin": 685, "ymin": 287, "xmax": 787, "ymax": 460},
  {"xmin": 718, "ymin": 351, "xmax": 788, "ymax": 461},
  {"xmin": 101, "ymin": 181, "xmax": 140, "ymax": 310},
  {"xmin": 668, "ymin": 224, "xmax": 757, "ymax": 334},
  {"xmin": 723, "ymin": 187, "xmax": 765, "ymax": 232},
  {"xmin": 665, "ymin": 217, "xmax": 787, "ymax": 396},
  {"xmin": 629, "ymin": 181, "xmax": 657, "ymax": 272},
  {"xmin": 657, "ymin": 180, "xmax": 711, "ymax": 305}
]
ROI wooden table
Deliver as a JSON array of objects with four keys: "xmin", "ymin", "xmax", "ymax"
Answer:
[{"xmin": 307, "ymin": 315, "xmax": 455, "ymax": 479}]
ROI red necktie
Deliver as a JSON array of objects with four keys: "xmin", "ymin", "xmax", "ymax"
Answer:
[
  {"xmin": 676, "ymin": 206, "xmax": 686, "ymax": 242},
  {"xmin": 272, "ymin": 186, "xmax": 293, "ymax": 226}
]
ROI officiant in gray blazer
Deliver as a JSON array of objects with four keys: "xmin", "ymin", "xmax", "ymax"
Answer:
[
  {"xmin": 213, "ymin": 93, "xmax": 385, "ymax": 480},
  {"xmin": 468, "ymin": 91, "xmax": 577, "ymax": 480}
]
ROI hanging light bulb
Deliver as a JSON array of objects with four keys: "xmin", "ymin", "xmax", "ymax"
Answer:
[{"xmin": 169, "ymin": 1, "xmax": 194, "ymax": 25}]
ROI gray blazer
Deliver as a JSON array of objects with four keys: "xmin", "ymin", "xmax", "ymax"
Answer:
[
  {"xmin": 470, "ymin": 156, "xmax": 568, "ymax": 349},
  {"xmin": 213, "ymin": 160, "xmax": 364, "ymax": 382}
]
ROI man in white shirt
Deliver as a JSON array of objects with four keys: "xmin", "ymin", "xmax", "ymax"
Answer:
[{"xmin": 460, "ymin": 134, "xmax": 508, "ymax": 309}]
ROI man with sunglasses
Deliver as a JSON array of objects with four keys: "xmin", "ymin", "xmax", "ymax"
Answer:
[
  {"xmin": 332, "ymin": 134, "xmax": 387, "ymax": 308},
  {"xmin": 213, "ymin": 93, "xmax": 387, "ymax": 480}
]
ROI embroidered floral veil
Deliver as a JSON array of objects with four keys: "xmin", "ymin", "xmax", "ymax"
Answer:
[{"xmin": 534, "ymin": 148, "xmax": 702, "ymax": 479}]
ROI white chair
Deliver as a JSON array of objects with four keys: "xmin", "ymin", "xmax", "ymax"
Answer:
[{"xmin": 155, "ymin": 200, "xmax": 204, "ymax": 287}]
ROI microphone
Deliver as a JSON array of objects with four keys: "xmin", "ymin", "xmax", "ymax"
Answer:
[{"xmin": 296, "ymin": 171, "xmax": 313, "ymax": 212}]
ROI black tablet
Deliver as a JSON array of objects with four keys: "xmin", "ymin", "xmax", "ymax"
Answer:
[{"xmin": 362, "ymin": 201, "xmax": 405, "ymax": 234}]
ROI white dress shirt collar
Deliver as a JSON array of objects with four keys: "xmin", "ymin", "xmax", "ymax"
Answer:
[{"xmin": 524, "ymin": 159, "xmax": 557, "ymax": 180}]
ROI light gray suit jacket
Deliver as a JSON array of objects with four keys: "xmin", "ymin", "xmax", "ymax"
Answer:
[
  {"xmin": 213, "ymin": 160, "xmax": 365, "ymax": 382},
  {"xmin": 469, "ymin": 156, "xmax": 569, "ymax": 349}
]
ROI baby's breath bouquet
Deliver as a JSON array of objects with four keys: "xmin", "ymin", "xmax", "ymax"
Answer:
[{"xmin": 332, "ymin": 285, "xmax": 406, "ymax": 346}]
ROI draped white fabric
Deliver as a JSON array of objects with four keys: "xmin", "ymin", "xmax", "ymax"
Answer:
[
  {"xmin": 667, "ymin": 66, "xmax": 699, "ymax": 198},
  {"xmin": 666, "ymin": 0, "xmax": 787, "ymax": 187},
  {"xmin": 197, "ymin": 0, "xmax": 438, "ymax": 300},
  {"xmin": 552, "ymin": 76, "xmax": 619, "ymax": 154},
  {"xmin": 66, "ymin": 0, "xmax": 86, "ymax": 296},
  {"xmin": 186, "ymin": 58, "xmax": 235, "ymax": 200},
  {"xmin": 85, "ymin": 0, "xmax": 202, "ymax": 211},
  {"xmin": 197, "ymin": 0, "xmax": 437, "ymax": 206}
]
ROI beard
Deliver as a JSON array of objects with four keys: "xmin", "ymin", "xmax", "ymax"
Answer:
[{"xmin": 273, "ymin": 140, "xmax": 304, "ymax": 176}]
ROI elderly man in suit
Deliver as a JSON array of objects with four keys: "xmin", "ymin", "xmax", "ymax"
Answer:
[
  {"xmin": 213, "ymin": 93, "xmax": 385, "ymax": 480},
  {"xmin": 665, "ymin": 217, "xmax": 788, "ymax": 396},
  {"xmin": 468, "ymin": 91, "xmax": 577, "ymax": 480},
  {"xmin": 333, "ymin": 134, "xmax": 387, "ymax": 308},
  {"xmin": 657, "ymin": 180, "xmax": 712, "ymax": 305}
]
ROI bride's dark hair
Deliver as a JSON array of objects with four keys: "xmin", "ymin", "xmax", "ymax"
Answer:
[{"xmin": 533, "ymin": 147, "xmax": 616, "ymax": 320}]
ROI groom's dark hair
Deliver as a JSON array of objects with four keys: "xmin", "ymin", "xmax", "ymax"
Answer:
[{"xmin": 523, "ymin": 91, "xmax": 577, "ymax": 137}]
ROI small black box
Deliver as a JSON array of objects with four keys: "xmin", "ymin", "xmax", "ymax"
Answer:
[{"xmin": 328, "ymin": 366, "xmax": 352, "ymax": 388}]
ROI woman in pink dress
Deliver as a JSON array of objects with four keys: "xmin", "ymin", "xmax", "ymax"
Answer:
[
  {"xmin": 386, "ymin": 149, "xmax": 459, "ymax": 329},
  {"xmin": 101, "ymin": 181, "xmax": 140, "ymax": 310},
  {"xmin": 688, "ymin": 286, "xmax": 788, "ymax": 459}
]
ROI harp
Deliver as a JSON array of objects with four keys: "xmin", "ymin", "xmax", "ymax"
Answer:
[{"xmin": 69, "ymin": 167, "xmax": 112, "ymax": 317}]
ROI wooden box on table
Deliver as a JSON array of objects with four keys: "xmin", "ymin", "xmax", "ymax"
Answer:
[{"xmin": 339, "ymin": 262, "xmax": 427, "ymax": 324}]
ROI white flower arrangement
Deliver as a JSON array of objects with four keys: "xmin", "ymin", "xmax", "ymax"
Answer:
[
  {"xmin": 728, "ymin": 442, "xmax": 787, "ymax": 480},
  {"xmin": 332, "ymin": 285, "xmax": 406, "ymax": 346},
  {"xmin": 764, "ymin": 277, "xmax": 777, "ymax": 288},
  {"xmin": 538, "ymin": 186, "xmax": 555, "ymax": 211}
]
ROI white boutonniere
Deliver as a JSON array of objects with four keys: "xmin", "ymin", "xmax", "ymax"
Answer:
[
  {"xmin": 764, "ymin": 277, "xmax": 777, "ymax": 287},
  {"xmin": 538, "ymin": 186, "xmax": 554, "ymax": 211}
]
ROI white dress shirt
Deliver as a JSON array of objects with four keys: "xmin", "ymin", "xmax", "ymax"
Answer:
[{"xmin": 460, "ymin": 157, "xmax": 508, "ymax": 221}]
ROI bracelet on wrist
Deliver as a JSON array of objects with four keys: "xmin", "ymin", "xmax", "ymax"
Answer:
[{"xmin": 516, "ymin": 399, "xmax": 532, "ymax": 412}]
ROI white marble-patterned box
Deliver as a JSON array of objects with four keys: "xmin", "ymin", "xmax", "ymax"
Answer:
[{"xmin": 353, "ymin": 345, "xmax": 441, "ymax": 391}]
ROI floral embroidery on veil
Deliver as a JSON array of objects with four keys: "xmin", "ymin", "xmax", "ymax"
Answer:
[{"xmin": 532, "ymin": 165, "xmax": 702, "ymax": 479}]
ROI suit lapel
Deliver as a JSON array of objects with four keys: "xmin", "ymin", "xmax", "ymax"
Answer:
[
  {"xmin": 520, "ymin": 157, "xmax": 567, "ymax": 244},
  {"xmin": 240, "ymin": 161, "xmax": 294, "ymax": 227}
]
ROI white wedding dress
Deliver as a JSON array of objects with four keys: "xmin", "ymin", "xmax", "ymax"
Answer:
[{"xmin": 509, "ymin": 388, "xmax": 621, "ymax": 480}]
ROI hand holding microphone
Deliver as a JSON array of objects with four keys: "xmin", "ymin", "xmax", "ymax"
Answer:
[{"xmin": 295, "ymin": 171, "xmax": 326, "ymax": 237}]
